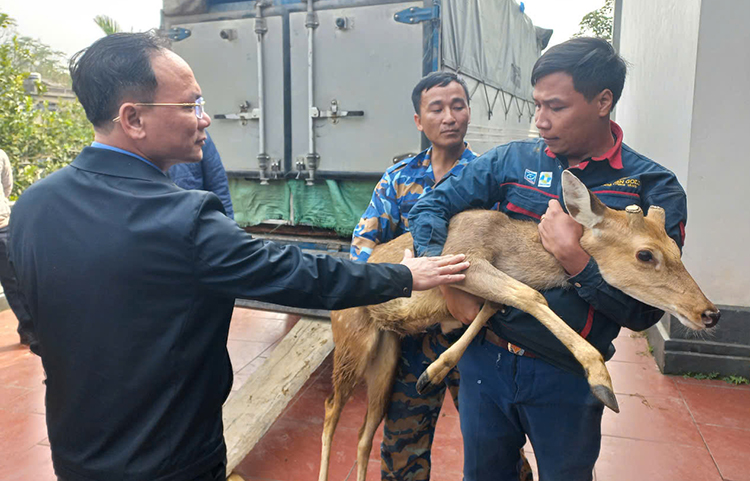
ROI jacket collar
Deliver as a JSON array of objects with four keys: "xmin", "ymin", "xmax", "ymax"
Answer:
[
  {"xmin": 544, "ymin": 120, "xmax": 624, "ymax": 170},
  {"xmin": 411, "ymin": 142, "xmax": 474, "ymax": 169},
  {"xmin": 71, "ymin": 147, "xmax": 173, "ymax": 184}
]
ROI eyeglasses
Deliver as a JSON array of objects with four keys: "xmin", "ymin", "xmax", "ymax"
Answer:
[{"xmin": 112, "ymin": 97, "xmax": 206, "ymax": 122}]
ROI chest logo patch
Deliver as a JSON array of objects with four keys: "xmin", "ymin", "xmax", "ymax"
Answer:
[
  {"xmin": 524, "ymin": 169, "xmax": 538, "ymax": 185},
  {"xmin": 538, "ymin": 172, "xmax": 553, "ymax": 188}
]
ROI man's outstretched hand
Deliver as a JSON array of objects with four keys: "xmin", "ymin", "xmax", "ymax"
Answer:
[{"xmin": 399, "ymin": 249, "xmax": 469, "ymax": 291}]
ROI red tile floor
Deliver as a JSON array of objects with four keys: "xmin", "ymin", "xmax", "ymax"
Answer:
[{"xmin": 1, "ymin": 307, "xmax": 748, "ymax": 480}]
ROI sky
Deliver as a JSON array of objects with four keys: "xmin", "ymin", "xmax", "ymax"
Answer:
[{"xmin": 3, "ymin": 0, "xmax": 605, "ymax": 59}]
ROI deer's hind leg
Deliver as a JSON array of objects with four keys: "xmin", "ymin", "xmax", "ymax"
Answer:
[
  {"xmin": 354, "ymin": 330, "xmax": 400, "ymax": 481},
  {"xmin": 458, "ymin": 258, "xmax": 619, "ymax": 413},
  {"xmin": 320, "ymin": 310, "xmax": 383, "ymax": 481},
  {"xmin": 319, "ymin": 344, "xmax": 361, "ymax": 481}
]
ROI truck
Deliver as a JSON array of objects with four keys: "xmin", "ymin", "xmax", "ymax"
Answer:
[{"xmin": 161, "ymin": 0, "xmax": 551, "ymax": 245}]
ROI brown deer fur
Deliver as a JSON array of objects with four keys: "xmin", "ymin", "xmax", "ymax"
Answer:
[{"xmin": 318, "ymin": 171, "xmax": 719, "ymax": 481}]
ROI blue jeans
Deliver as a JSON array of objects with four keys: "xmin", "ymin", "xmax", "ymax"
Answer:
[{"xmin": 458, "ymin": 333, "xmax": 603, "ymax": 481}]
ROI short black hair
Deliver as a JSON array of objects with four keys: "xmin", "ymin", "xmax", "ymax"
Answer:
[
  {"xmin": 411, "ymin": 71, "xmax": 470, "ymax": 114},
  {"xmin": 70, "ymin": 32, "xmax": 170, "ymax": 128},
  {"xmin": 531, "ymin": 37, "xmax": 627, "ymax": 107}
]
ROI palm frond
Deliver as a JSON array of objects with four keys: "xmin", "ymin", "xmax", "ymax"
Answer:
[{"xmin": 93, "ymin": 15, "xmax": 122, "ymax": 36}]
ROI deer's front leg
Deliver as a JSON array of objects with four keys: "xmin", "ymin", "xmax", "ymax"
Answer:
[
  {"xmin": 416, "ymin": 301, "xmax": 499, "ymax": 394},
  {"xmin": 458, "ymin": 259, "xmax": 619, "ymax": 413}
]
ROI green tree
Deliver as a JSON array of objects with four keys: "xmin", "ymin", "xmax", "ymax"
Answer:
[
  {"xmin": 94, "ymin": 15, "xmax": 122, "ymax": 36},
  {"xmin": 0, "ymin": 14, "xmax": 70, "ymax": 86},
  {"xmin": 574, "ymin": 0, "xmax": 613, "ymax": 42},
  {"xmin": 0, "ymin": 12, "xmax": 93, "ymax": 198},
  {"xmin": 14, "ymin": 36, "xmax": 71, "ymax": 86}
]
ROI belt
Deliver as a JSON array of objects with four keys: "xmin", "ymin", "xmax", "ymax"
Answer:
[{"xmin": 484, "ymin": 329, "xmax": 537, "ymax": 358}]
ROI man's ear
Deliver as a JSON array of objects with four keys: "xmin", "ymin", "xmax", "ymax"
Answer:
[
  {"xmin": 596, "ymin": 89, "xmax": 614, "ymax": 117},
  {"xmin": 562, "ymin": 170, "xmax": 607, "ymax": 229},
  {"xmin": 414, "ymin": 112, "xmax": 424, "ymax": 132},
  {"xmin": 118, "ymin": 104, "xmax": 147, "ymax": 140}
]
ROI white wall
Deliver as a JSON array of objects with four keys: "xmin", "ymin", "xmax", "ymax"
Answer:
[
  {"xmin": 616, "ymin": 0, "xmax": 750, "ymax": 307},
  {"xmin": 615, "ymin": 0, "xmax": 701, "ymax": 185},
  {"xmin": 682, "ymin": 0, "xmax": 750, "ymax": 306}
]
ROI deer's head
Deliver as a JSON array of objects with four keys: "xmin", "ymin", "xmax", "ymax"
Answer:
[{"xmin": 561, "ymin": 170, "xmax": 719, "ymax": 331}]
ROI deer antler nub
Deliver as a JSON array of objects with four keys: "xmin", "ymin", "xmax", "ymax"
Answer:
[
  {"xmin": 625, "ymin": 204, "xmax": 644, "ymax": 227},
  {"xmin": 647, "ymin": 205, "xmax": 666, "ymax": 227}
]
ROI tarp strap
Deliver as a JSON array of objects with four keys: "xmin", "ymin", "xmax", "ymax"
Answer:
[
  {"xmin": 482, "ymin": 82, "xmax": 492, "ymax": 120},
  {"xmin": 468, "ymin": 79, "xmax": 481, "ymax": 100},
  {"xmin": 501, "ymin": 91, "xmax": 512, "ymax": 119},
  {"xmin": 489, "ymin": 88, "xmax": 501, "ymax": 120}
]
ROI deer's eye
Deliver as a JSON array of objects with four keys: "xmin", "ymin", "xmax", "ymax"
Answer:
[{"xmin": 637, "ymin": 250, "xmax": 654, "ymax": 262}]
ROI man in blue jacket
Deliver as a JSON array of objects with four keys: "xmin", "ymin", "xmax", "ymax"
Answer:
[
  {"xmin": 409, "ymin": 37, "xmax": 688, "ymax": 481},
  {"xmin": 169, "ymin": 132, "xmax": 234, "ymax": 219},
  {"xmin": 8, "ymin": 32, "xmax": 469, "ymax": 481}
]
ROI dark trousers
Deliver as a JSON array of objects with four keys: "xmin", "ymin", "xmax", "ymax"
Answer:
[
  {"xmin": 458, "ymin": 333, "xmax": 604, "ymax": 481},
  {"xmin": 191, "ymin": 461, "xmax": 227, "ymax": 481},
  {"xmin": 0, "ymin": 226, "xmax": 33, "ymax": 335},
  {"xmin": 57, "ymin": 461, "xmax": 226, "ymax": 481}
]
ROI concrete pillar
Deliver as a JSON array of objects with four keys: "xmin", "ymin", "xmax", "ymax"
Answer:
[{"xmin": 614, "ymin": 0, "xmax": 750, "ymax": 376}]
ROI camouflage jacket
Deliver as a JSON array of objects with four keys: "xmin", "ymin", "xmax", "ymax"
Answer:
[{"xmin": 350, "ymin": 144, "xmax": 477, "ymax": 262}]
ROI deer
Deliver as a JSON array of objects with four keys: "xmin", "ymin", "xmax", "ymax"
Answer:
[{"xmin": 317, "ymin": 170, "xmax": 720, "ymax": 481}]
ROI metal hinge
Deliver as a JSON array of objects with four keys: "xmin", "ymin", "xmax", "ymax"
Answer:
[
  {"xmin": 167, "ymin": 27, "xmax": 191, "ymax": 42},
  {"xmin": 394, "ymin": 5, "xmax": 439, "ymax": 25}
]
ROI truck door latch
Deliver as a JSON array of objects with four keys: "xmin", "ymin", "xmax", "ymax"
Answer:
[
  {"xmin": 310, "ymin": 99, "xmax": 364, "ymax": 124},
  {"xmin": 213, "ymin": 101, "xmax": 260, "ymax": 126}
]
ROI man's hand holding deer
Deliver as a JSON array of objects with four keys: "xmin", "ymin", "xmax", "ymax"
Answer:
[
  {"xmin": 400, "ymin": 249, "xmax": 470, "ymax": 291},
  {"xmin": 538, "ymin": 199, "xmax": 591, "ymax": 276},
  {"xmin": 439, "ymin": 284, "xmax": 483, "ymax": 325}
]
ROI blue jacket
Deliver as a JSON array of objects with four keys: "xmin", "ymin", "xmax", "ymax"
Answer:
[
  {"xmin": 409, "ymin": 122, "xmax": 688, "ymax": 375},
  {"xmin": 169, "ymin": 133, "xmax": 235, "ymax": 219}
]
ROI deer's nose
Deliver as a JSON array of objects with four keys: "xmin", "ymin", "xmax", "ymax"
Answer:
[{"xmin": 701, "ymin": 309, "xmax": 721, "ymax": 328}]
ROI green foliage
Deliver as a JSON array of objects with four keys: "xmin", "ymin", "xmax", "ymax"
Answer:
[
  {"xmin": 574, "ymin": 0, "xmax": 613, "ymax": 43},
  {"xmin": 682, "ymin": 372, "xmax": 750, "ymax": 385},
  {"xmin": 0, "ymin": 14, "xmax": 70, "ymax": 87},
  {"xmin": 722, "ymin": 375, "xmax": 750, "ymax": 386},
  {"xmin": 682, "ymin": 371, "xmax": 720, "ymax": 381},
  {"xmin": 94, "ymin": 15, "xmax": 122, "ymax": 36},
  {"xmin": 14, "ymin": 36, "xmax": 70, "ymax": 86},
  {"xmin": 0, "ymin": 12, "xmax": 93, "ymax": 198}
]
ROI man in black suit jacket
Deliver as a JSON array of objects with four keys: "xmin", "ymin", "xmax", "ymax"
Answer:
[{"xmin": 8, "ymin": 33, "xmax": 468, "ymax": 481}]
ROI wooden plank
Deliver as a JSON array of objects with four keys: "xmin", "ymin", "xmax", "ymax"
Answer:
[
  {"xmin": 223, "ymin": 317, "xmax": 334, "ymax": 474},
  {"xmin": 234, "ymin": 298, "xmax": 331, "ymax": 319}
]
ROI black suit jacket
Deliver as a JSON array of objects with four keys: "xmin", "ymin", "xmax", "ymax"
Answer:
[{"xmin": 9, "ymin": 147, "xmax": 412, "ymax": 481}]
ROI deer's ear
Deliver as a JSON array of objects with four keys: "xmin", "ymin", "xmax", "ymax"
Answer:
[{"xmin": 562, "ymin": 170, "xmax": 607, "ymax": 229}]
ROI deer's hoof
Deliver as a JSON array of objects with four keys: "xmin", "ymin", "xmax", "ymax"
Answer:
[
  {"xmin": 592, "ymin": 384, "xmax": 619, "ymax": 413},
  {"xmin": 416, "ymin": 371, "xmax": 434, "ymax": 395}
]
